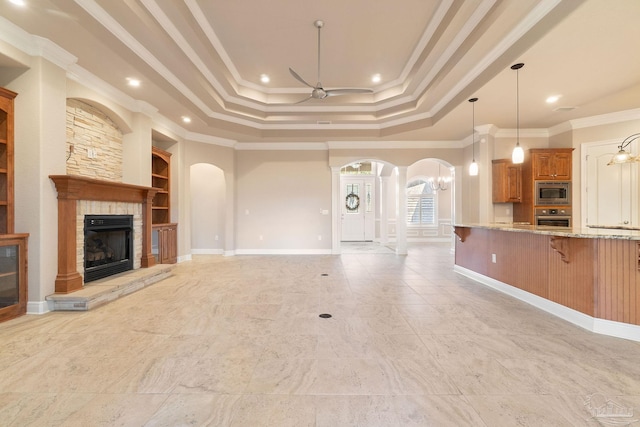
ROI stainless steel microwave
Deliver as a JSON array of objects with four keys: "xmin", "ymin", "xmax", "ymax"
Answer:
[{"xmin": 535, "ymin": 181, "xmax": 570, "ymax": 205}]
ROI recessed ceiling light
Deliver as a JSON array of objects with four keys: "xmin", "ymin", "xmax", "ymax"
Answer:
[
  {"xmin": 546, "ymin": 95, "xmax": 561, "ymax": 103},
  {"xmin": 371, "ymin": 74, "xmax": 382, "ymax": 84},
  {"xmin": 181, "ymin": 116, "xmax": 191, "ymax": 123},
  {"xmin": 260, "ymin": 74, "xmax": 270, "ymax": 84},
  {"xmin": 8, "ymin": 0, "xmax": 26, "ymax": 6},
  {"xmin": 126, "ymin": 78, "xmax": 141, "ymax": 87}
]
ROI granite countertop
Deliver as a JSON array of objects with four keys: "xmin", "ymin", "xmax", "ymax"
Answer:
[{"xmin": 453, "ymin": 223, "xmax": 640, "ymax": 240}]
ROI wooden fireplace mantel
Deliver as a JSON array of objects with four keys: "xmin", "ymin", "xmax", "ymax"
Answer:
[{"xmin": 50, "ymin": 175, "xmax": 158, "ymax": 293}]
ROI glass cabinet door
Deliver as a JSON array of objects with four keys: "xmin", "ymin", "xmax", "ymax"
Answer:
[
  {"xmin": 0, "ymin": 245, "xmax": 18, "ymax": 309},
  {"xmin": 0, "ymin": 235, "xmax": 28, "ymax": 323}
]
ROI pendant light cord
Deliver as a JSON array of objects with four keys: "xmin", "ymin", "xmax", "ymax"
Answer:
[
  {"xmin": 468, "ymin": 97, "xmax": 478, "ymax": 160},
  {"xmin": 516, "ymin": 67, "xmax": 519, "ymax": 146}
]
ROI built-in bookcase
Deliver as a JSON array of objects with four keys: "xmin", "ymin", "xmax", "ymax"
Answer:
[
  {"xmin": 0, "ymin": 87, "xmax": 16, "ymax": 235},
  {"xmin": 0, "ymin": 87, "xmax": 28, "ymax": 323},
  {"xmin": 151, "ymin": 146, "xmax": 171, "ymax": 225},
  {"xmin": 151, "ymin": 146, "xmax": 177, "ymax": 264}
]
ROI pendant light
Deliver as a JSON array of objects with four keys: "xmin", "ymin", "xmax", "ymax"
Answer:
[
  {"xmin": 468, "ymin": 97, "xmax": 479, "ymax": 176},
  {"xmin": 511, "ymin": 63, "xmax": 525, "ymax": 164},
  {"xmin": 607, "ymin": 133, "xmax": 640, "ymax": 165}
]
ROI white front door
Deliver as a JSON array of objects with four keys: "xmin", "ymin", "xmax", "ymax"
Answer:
[
  {"xmin": 585, "ymin": 141, "xmax": 638, "ymax": 227},
  {"xmin": 341, "ymin": 176, "xmax": 375, "ymax": 241}
]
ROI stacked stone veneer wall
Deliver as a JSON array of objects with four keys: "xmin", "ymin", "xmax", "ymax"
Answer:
[
  {"xmin": 76, "ymin": 201, "xmax": 143, "ymax": 280},
  {"xmin": 66, "ymin": 99, "xmax": 123, "ymax": 181}
]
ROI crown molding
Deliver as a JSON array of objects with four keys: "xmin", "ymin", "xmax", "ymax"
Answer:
[
  {"xmin": 235, "ymin": 142, "xmax": 327, "ymax": 151},
  {"xmin": 568, "ymin": 108, "xmax": 640, "ymax": 130},
  {"xmin": 431, "ymin": 0, "xmax": 562, "ymax": 116},
  {"xmin": 327, "ymin": 140, "xmax": 464, "ymax": 150},
  {"xmin": 0, "ymin": 16, "xmax": 77, "ymax": 69},
  {"xmin": 494, "ymin": 128, "xmax": 549, "ymax": 138}
]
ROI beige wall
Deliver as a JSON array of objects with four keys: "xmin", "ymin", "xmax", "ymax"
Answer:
[
  {"xmin": 190, "ymin": 163, "xmax": 225, "ymax": 252},
  {"xmin": 236, "ymin": 149, "xmax": 332, "ymax": 252}
]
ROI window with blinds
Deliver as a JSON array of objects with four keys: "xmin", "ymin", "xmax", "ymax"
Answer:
[{"xmin": 407, "ymin": 180, "xmax": 436, "ymax": 225}]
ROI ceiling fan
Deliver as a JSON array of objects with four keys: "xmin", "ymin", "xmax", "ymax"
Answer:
[{"xmin": 289, "ymin": 20, "xmax": 373, "ymax": 103}]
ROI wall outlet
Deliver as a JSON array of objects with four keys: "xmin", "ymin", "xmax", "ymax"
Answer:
[
  {"xmin": 245, "ymin": 209, "xmax": 249, "ymax": 215},
  {"xmin": 318, "ymin": 235, "xmax": 322, "ymax": 240},
  {"xmin": 214, "ymin": 235, "xmax": 219, "ymax": 241},
  {"xmin": 491, "ymin": 253, "xmax": 497, "ymax": 263},
  {"xmin": 259, "ymin": 235, "xmax": 263, "ymax": 241}
]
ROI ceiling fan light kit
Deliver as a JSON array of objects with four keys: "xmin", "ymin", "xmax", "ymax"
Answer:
[{"xmin": 289, "ymin": 19, "xmax": 373, "ymax": 103}]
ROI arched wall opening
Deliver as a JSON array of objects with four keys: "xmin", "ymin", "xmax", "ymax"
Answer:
[
  {"xmin": 190, "ymin": 163, "xmax": 226, "ymax": 254},
  {"xmin": 406, "ymin": 158, "xmax": 455, "ymax": 242}
]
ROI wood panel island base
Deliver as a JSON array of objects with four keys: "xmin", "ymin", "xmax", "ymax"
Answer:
[{"xmin": 453, "ymin": 224, "xmax": 640, "ymax": 342}]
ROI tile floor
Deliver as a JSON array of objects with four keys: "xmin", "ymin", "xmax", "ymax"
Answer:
[{"xmin": 1, "ymin": 243, "xmax": 640, "ymax": 426}]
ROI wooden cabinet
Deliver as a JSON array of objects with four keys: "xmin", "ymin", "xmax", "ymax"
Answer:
[
  {"xmin": 0, "ymin": 88, "xmax": 28, "ymax": 322},
  {"xmin": 0, "ymin": 234, "xmax": 28, "ymax": 323},
  {"xmin": 513, "ymin": 148, "xmax": 574, "ymax": 224},
  {"xmin": 492, "ymin": 159, "xmax": 521, "ymax": 203},
  {"xmin": 151, "ymin": 147, "xmax": 177, "ymax": 263},
  {"xmin": 531, "ymin": 149, "xmax": 572, "ymax": 180},
  {"xmin": 0, "ymin": 88, "xmax": 17, "ymax": 235},
  {"xmin": 151, "ymin": 147, "xmax": 171, "ymax": 225},
  {"xmin": 153, "ymin": 224, "xmax": 177, "ymax": 264}
]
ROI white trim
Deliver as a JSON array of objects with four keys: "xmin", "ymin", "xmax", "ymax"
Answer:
[
  {"xmin": 235, "ymin": 142, "xmax": 328, "ymax": 151},
  {"xmin": 431, "ymin": 0, "xmax": 562, "ymax": 115},
  {"xmin": 223, "ymin": 250, "xmax": 236, "ymax": 257},
  {"xmin": 191, "ymin": 249, "xmax": 224, "ymax": 255},
  {"xmin": 26, "ymin": 301, "xmax": 51, "ymax": 315},
  {"xmin": 454, "ymin": 265, "xmax": 640, "ymax": 342},
  {"xmin": 494, "ymin": 128, "xmax": 550, "ymax": 138},
  {"xmin": 327, "ymin": 140, "xmax": 464, "ymax": 150},
  {"xmin": 569, "ymin": 108, "xmax": 640, "ymax": 130},
  {"xmin": 177, "ymin": 254, "xmax": 192, "ymax": 263},
  {"xmin": 235, "ymin": 249, "xmax": 333, "ymax": 255}
]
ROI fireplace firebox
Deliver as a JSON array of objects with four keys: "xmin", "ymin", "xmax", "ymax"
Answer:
[{"xmin": 84, "ymin": 215, "xmax": 133, "ymax": 282}]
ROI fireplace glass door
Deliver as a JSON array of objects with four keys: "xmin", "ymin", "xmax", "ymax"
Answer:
[{"xmin": 84, "ymin": 215, "xmax": 133, "ymax": 282}]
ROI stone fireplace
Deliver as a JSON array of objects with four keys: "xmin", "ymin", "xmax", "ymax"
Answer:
[{"xmin": 50, "ymin": 175, "xmax": 157, "ymax": 293}]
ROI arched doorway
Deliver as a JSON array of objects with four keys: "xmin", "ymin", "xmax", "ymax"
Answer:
[{"xmin": 337, "ymin": 160, "xmax": 396, "ymax": 247}]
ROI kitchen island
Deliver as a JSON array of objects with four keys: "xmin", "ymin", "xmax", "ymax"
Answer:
[{"xmin": 453, "ymin": 223, "xmax": 640, "ymax": 341}]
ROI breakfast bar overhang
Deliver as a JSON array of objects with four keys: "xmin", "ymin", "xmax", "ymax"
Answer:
[{"xmin": 453, "ymin": 224, "xmax": 640, "ymax": 342}]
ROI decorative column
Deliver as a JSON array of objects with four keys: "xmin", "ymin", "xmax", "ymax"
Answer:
[
  {"xmin": 379, "ymin": 175, "xmax": 390, "ymax": 246},
  {"xmin": 52, "ymin": 178, "xmax": 83, "ymax": 294},
  {"xmin": 396, "ymin": 166, "xmax": 408, "ymax": 255},
  {"xmin": 140, "ymin": 190, "xmax": 156, "ymax": 268},
  {"xmin": 331, "ymin": 166, "xmax": 342, "ymax": 254}
]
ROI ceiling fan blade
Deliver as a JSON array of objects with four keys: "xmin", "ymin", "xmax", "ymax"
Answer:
[
  {"xmin": 293, "ymin": 95, "xmax": 314, "ymax": 104},
  {"xmin": 325, "ymin": 88, "xmax": 374, "ymax": 96},
  {"xmin": 289, "ymin": 68, "xmax": 315, "ymax": 89}
]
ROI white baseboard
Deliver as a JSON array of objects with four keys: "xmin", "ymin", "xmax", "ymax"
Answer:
[
  {"xmin": 191, "ymin": 249, "xmax": 223, "ymax": 255},
  {"xmin": 235, "ymin": 249, "xmax": 333, "ymax": 255},
  {"xmin": 177, "ymin": 254, "xmax": 192, "ymax": 263},
  {"xmin": 454, "ymin": 265, "xmax": 640, "ymax": 342},
  {"xmin": 27, "ymin": 301, "xmax": 51, "ymax": 315}
]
